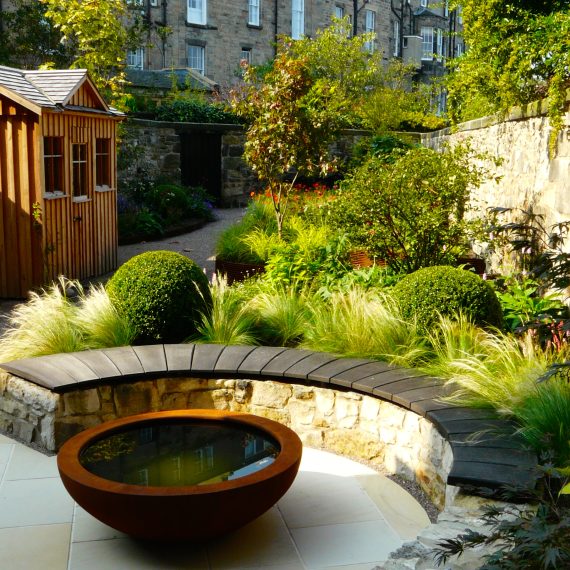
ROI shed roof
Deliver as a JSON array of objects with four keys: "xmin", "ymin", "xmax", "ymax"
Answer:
[{"xmin": 0, "ymin": 66, "xmax": 123, "ymax": 116}]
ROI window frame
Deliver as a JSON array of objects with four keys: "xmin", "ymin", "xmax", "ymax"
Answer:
[
  {"xmin": 364, "ymin": 9, "xmax": 375, "ymax": 52},
  {"xmin": 291, "ymin": 0, "xmax": 304, "ymax": 40},
  {"xmin": 127, "ymin": 47, "xmax": 145, "ymax": 70},
  {"xmin": 188, "ymin": 44, "xmax": 205, "ymax": 75},
  {"xmin": 43, "ymin": 137, "xmax": 65, "ymax": 197},
  {"xmin": 393, "ymin": 19, "xmax": 400, "ymax": 56},
  {"xmin": 71, "ymin": 143, "xmax": 89, "ymax": 202},
  {"xmin": 95, "ymin": 138, "xmax": 112, "ymax": 190},
  {"xmin": 240, "ymin": 47, "xmax": 252, "ymax": 66},
  {"xmin": 187, "ymin": 0, "xmax": 207, "ymax": 25},
  {"xmin": 334, "ymin": 5, "xmax": 344, "ymax": 20},
  {"xmin": 421, "ymin": 26, "xmax": 434, "ymax": 60},
  {"xmin": 420, "ymin": 0, "xmax": 428, "ymax": 7},
  {"xmin": 248, "ymin": 0, "xmax": 260, "ymax": 26}
]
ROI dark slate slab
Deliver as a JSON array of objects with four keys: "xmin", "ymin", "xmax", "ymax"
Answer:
[
  {"xmin": 261, "ymin": 349, "xmax": 314, "ymax": 377},
  {"xmin": 428, "ymin": 407, "xmax": 499, "ymax": 423},
  {"xmin": 0, "ymin": 357, "xmax": 77, "ymax": 390},
  {"xmin": 238, "ymin": 346, "xmax": 288, "ymax": 376},
  {"xmin": 389, "ymin": 377, "xmax": 443, "ymax": 406},
  {"xmin": 284, "ymin": 352, "xmax": 339, "ymax": 380},
  {"xmin": 132, "ymin": 345, "xmax": 167, "ymax": 374},
  {"xmin": 389, "ymin": 384, "xmax": 454, "ymax": 407},
  {"xmin": 351, "ymin": 368, "xmax": 422, "ymax": 394},
  {"xmin": 438, "ymin": 418, "xmax": 518, "ymax": 437},
  {"xmin": 164, "ymin": 344, "xmax": 194, "ymax": 372},
  {"xmin": 191, "ymin": 344, "xmax": 226, "ymax": 373},
  {"xmin": 411, "ymin": 398, "xmax": 455, "ymax": 416},
  {"xmin": 452, "ymin": 445, "xmax": 536, "ymax": 467},
  {"xmin": 450, "ymin": 432, "xmax": 529, "ymax": 449},
  {"xmin": 71, "ymin": 350, "xmax": 122, "ymax": 380},
  {"xmin": 215, "ymin": 345, "xmax": 257, "ymax": 373},
  {"xmin": 330, "ymin": 361, "xmax": 395, "ymax": 386},
  {"xmin": 35, "ymin": 353, "xmax": 99, "ymax": 384},
  {"xmin": 101, "ymin": 346, "xmax": 145, "ymax": 376},
  {"xmin": 448, "ymin": 461, "xmax": 536, "ymax": 490},
  {"xmin": 308, "ymin": 358, "xmax": 371, "ymax": 384}
]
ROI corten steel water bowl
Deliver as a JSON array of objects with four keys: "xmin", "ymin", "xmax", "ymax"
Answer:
[{"xmin": 57, "ymin": 409, "xmax": 303, "ymax": 541}]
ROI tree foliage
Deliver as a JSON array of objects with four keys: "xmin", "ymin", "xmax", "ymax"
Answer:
[
  {"xmin": 447, "ymin": 1, "xmax": 570, "ymax": 150},
  {"xmin": 231, "ymin": 18, "xmax": 379, "ymax": 237},
  {"xmin": 0, "ymin": 0, "xmax": 71, "ymax": 68},
  {"xmin": 40, "ymin": 0, "xmax": 134, "ymax": 99}
]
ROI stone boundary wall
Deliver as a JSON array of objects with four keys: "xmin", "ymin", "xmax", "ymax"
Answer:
[
  {"xmin": 122, "ymin": 119, "xmax": 370, "ymax": 206},
  {"xmin": 0, "ymin": 372, "xmax": 454, "ymax": 509},
  {"xmin": 421, "ymin": 97, "xmax": 570, "ymax": 263}
]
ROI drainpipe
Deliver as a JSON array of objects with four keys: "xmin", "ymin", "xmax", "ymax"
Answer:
[
  {"xmin": 274, "ymin": 0, "xmax": 279, "ymax": 57},
  {"xmin": 353, "ymin": 0, "xmax": 358, "ymax": 36},
  {"xmin": 161, "ymin": 0, "xmax": 168, "ymax": 68}
]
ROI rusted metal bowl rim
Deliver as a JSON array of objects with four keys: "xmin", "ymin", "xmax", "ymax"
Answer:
[{"xmin": 57, "ymin": 409, "xmax": 303, "ymax": 497}]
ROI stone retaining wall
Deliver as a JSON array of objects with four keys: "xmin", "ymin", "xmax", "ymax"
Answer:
[{"xmin": 0, "ymin": 372, "xmax": 454, "ymax": 509}]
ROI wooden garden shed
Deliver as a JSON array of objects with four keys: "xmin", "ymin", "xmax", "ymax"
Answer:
[{"xmin": 0, "ymin": 66, "xmax": 123, "ymax": 298}]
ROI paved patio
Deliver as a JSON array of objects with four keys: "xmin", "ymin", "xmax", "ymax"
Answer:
[{"xmin": 0, "ymin": 433, "xmax": 430, "ymax": 570}]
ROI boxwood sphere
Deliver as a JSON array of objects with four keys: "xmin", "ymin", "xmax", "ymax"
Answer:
[
  {"xmin": 392, "ymin": 266, "xmax": 503, "ymax": 333},
  {"xmin": 106, "ymin": 251, "xmax": 211, "ymax": 343}
]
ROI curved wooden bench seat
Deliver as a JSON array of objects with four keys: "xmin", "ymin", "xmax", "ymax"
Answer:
[{"xmin": 0, "ymin": 343, "xmax": 537, "ymax": 497}]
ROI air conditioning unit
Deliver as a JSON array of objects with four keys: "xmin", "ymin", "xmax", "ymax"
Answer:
[{"xmin": 403, "ymin": 35, "xmax": 422, "ymax": 69}]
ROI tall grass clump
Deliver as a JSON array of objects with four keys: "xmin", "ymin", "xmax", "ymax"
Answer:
[
  {"xmin": 426, "ymin": 319, "xmax": 550, "ymax": 413},
  {"xmin": 74, "ymin": 284, "xmax": 136, "ymax": 349},
  {"xmin": 0, "ymin": 278, "xmax": 83, "ymax": 362},
  {"xmin": 302, "ymin": 287, "xmax": 429, "ymax": 366},
  {"xmin": 194, "ymin": 276, "xmax": 257, "ymax": 345},
  {"xmin": 250, "ymin": 284, "xmax": 312, "ymax": 346},
  {"xmin": 512, "ymin": 378, "xmax": 570, "ymax": 466}
]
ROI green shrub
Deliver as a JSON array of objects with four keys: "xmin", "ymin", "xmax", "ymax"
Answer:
[
  {"xmin": 145, "ymin": 184, "xmax": 214, "ymax": 225},
  {"xmin": 156, "ymin": 99, "xmax": 240, "ymax": 124},
  {"xmin": 392, "ymin": 266, "xmax": 503, "ymax": 333},
  {"xmin": 107, "ymin": 251, "xmax": 211, "ymax": 343}
]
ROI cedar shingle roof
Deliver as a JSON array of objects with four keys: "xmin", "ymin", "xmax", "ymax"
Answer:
[{"xmin": 0, "ymin": 66, "xmax": 122, "ymax": 115}]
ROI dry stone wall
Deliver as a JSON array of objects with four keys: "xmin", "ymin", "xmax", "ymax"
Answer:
[
  {"xmin": 0, "ymin": 372, "xmax": 454, "ymax": 509},
  {"xmin": 422, "ymin": 99, "xmax": 570, "ymax": 270}
]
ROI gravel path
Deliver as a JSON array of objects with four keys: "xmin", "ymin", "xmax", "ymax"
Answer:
[{"xmin": 0, "ymin": 208, "xmax": 245, "ymax": 334}]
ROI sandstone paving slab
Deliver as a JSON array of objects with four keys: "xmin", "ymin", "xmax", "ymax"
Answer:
[
  {"xmin": 4, "ymin": 443, "xmax": 59, "ymax": 480},
  {"xmin": 237, "ymin": 346, "xmax": 288, "ymax": 375},
  {"xmin": 0, "ymin": 357, "xmax": 77, "ymax": 390},
  {"xmin": 0, "ymin": 523, "xmax": 71, "ymax": 570},
  {"xmin": 164, "ymin": 343, "xmax": 194, "ymax": 372},
  {"xmin": 260, "ymin": 348, "xmax": 314, "ymax": 377},
  {"xmin": 307, "ymin": 357, "xmax": 372, "ymax": 384},
  {"xmin": 101, "ymin": 346, "xmax": 145, "ymax": 376},
  {"xmin": 191, "ymin": 343, "xmax": 226, "ymax": 373},
  {"xmin": 285, "ymin": 352, "xmax": 339, "ymax": 380},
  {"xmin": 215, "ymin": 345, "xmax": 257, "ymax": 373},
  {"xmin": 132, "ymin": 344, "xmax": 167, "ymax": 374},
  {"xmin": 72, "ymin": 506, "xmax": 126, "ymax": 543}
]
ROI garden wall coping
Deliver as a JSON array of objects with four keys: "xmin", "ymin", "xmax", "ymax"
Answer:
[{"xmin": 0, "ymin": 343, "xmax": 537, "ymax": 495}]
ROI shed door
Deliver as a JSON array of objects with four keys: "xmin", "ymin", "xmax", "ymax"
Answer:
[{"xmin": 180, "ymin": 133, "xmax": 222, "ymax": 203}]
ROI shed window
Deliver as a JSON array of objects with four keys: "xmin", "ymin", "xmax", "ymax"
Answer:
[
  {"xmin": 72, "ymin": 144, "xmax": 88, "ymax": 199},
  {"xmin": 96, "ymin": 139, "xmax": 111, "ymax": 188},
  {"xmin": 44, "ymin": 137, "xmax": 64, "ymax": 195}
]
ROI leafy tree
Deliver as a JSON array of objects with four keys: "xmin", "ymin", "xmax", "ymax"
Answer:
[
  {"xmin": 231, "ymin": 18, "xmax": 379, "ymax": 237},
  {"xmin": 40, "ymin": 0, "xmax": 136, "ymax": 100},
  {"xmin": 330, "ymin": 144, "xmax": 494, "ymax": 273},
  {"xmin": 447, "ymin": 1, "xmax": 569, "ymax": 152},
  {"xmin": 0, "ymin": 0, "xmax": 71, "ymax": 68}
]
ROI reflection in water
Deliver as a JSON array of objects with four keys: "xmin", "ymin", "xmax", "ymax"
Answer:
[{"xmin": 80, "ymin": 420, "xmax": 280, "ymax": 487}]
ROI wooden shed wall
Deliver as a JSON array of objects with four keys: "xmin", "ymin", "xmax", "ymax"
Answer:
[
  {"xmin": 0, "ymin": 96, "xmax": 43, "ymax": 298},
  {"xmin": 42, "ymin": 111, "xmax": 118, "ymax": 285}
]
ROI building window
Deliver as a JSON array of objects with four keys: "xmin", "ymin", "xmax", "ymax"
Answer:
[
  {"xmin": 95, "ymin": 139, "xmax": 111, "ymax": 188},
  {"xmin": 364, "ymin": 10, "xmax": 375, "ymax": 51},
  {"xmin": 393, "ymin": 19, "xmax": 400, "ymax": 56},
  {"xmin": 151, "ymin": 0, "xmax": 158, "ymax": 6},
  {"xmin": 248, "ymin": 0, "xmax": 260, "ymax": 26},
  {"xmin": 72, "ymin": 144, "xmax": 88, "ymax": 199},
  {"xmin": 195, "ymin": 446, "xmax": 214, "ymax": 473},
  {"xmin": 43, "ymin": 137, "xmax": 64, "ymax": 195},
  {"xmin": 420, "ymin": 0, "xmax": 428, "ymax": 7},
  {"xmin": 241, "ymin": 48, "xmax": 252, "ymax": 65},
  {"xmin": 126, "ymin": 0, "xmax": 143, "ymax": 5},
  {"xmin": 188, "ymin": 45, "xmax": 205, "ymax": 74},
  {"xmin": 444, "ymin": 0, "xmax": 449, "ymax": 17},
  {"xmin": 127, "ymin": 48, "xmax": 144, "ymax": 70},
  {"xmin": 436, "ymin": 28, "xmax": 444, "ymax": 61},
  {"xmin": 334, "ymin": 5, "xmax": 344, "ymax": 19},
  {"xmin": 421, "ymin": 26, "xmax": 434, "ymax": 60},
  {"xmin": 292, "ymin": 0, "xmax": 304, "ymax": 39},
  {"xmin": 188, "ymin": 0, "xmax": 206, "ymax": 25}
]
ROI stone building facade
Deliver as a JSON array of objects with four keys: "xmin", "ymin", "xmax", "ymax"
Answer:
[{"xmin": 126, "ymin": 0, "xmax": 464, "ymax": 89}]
